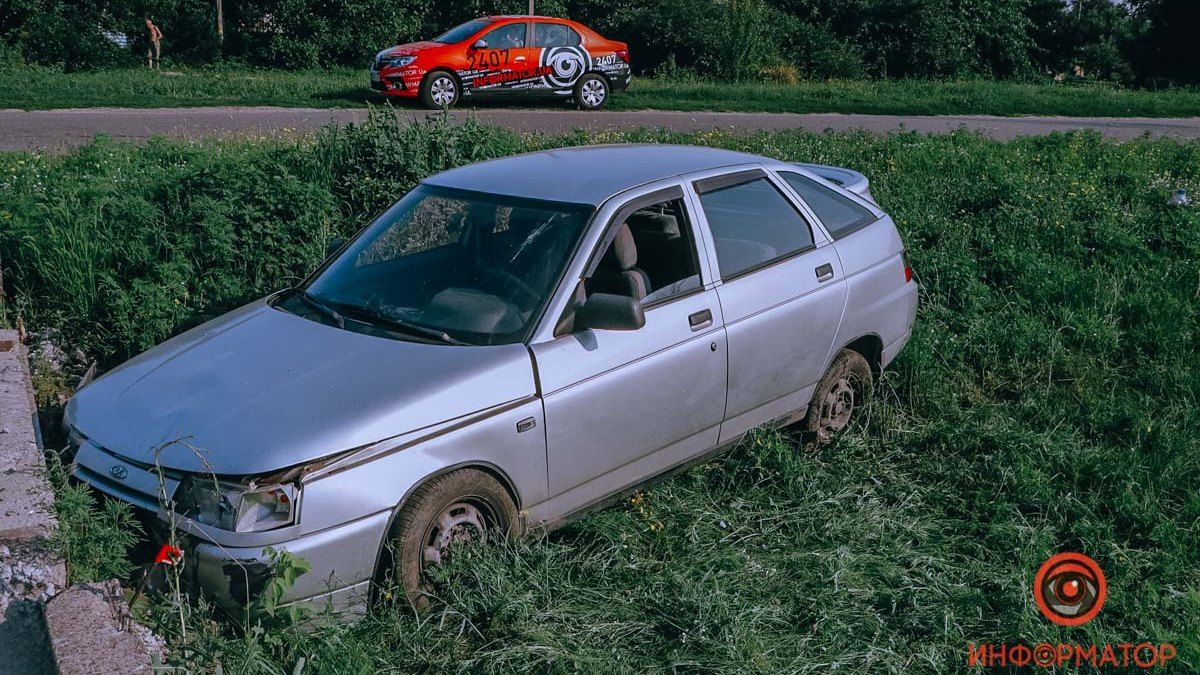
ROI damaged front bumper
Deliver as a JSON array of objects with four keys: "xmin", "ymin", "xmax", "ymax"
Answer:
[{"xmin": 71, "ymin": 437, "xmax": 389, "ymax": 617}]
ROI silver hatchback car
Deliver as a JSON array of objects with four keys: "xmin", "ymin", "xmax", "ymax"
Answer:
[{"xmin": 66, "ymin": 145, "xmax": 916, "ymax": 614}]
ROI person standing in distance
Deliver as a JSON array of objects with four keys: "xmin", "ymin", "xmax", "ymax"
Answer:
[{"xmin": 145, "ymin": 18, "xmax": 164, "ymax": 69}]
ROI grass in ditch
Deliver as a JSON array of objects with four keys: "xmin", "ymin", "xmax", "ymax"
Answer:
[
  {"xmin": 2, "ymin": 116, "xmax": 1197, "ymax": 672},
  {"xmin": 3, "ymin": 64, "xmax": 1200, "ymax": 117}
]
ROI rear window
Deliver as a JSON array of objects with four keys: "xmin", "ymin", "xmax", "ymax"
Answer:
[
  {"xmin": 777, "ymin": 171, "xmax": 876, "ymax": 239},
  {"xmin": 433, "ymin": 19, "xmax": 491, "ymax": 44}
]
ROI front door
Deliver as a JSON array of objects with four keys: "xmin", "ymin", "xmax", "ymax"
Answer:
[
  {"xmin": 532, "ymin": 187, "xmax": 728, "ymax": 512},
  {"xmin": 465, "ymin": 22, "xmax": 539, "ymax": 94}
]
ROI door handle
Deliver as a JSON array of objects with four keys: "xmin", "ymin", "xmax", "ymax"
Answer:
[
  {"xmin": 815, "ymin": 263, "xmax": 835, "ymax": 282},
  {"xmin": 688, "ymin": 309, "xmax": 713, "ymax": 330}
]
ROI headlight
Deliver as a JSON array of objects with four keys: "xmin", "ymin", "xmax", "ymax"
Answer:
[
  {"xmin": 382, "ymin": 55, "xmax": 415, "ymax": 68},
  {"xmin": 175, "ymin": 477, "xmax": 299, "ymax": 533}
]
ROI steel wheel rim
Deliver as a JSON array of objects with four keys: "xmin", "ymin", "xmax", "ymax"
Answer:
[
  {"xmin": 818, "ymin": 377, "xmax": 856, "ymax": 438},
  {"xmin": 421, "ymin": 500, "xmax": 488, "ymax": 569},
  {"xmin": 581, "ymin": 79, "xmax": 605, "ymax": 107},
  {"xmin": 431, "ymin": 77, "xmax": 456, "ymax": 107}
]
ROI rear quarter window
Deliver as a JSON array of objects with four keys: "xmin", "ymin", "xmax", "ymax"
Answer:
[{"xmin": 777, "ymin": 171, "xmax": 877, "ymax": 239}]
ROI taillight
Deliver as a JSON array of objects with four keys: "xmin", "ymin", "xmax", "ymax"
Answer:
[
  {"xmin": 616, "ymin": 49, "xmax": 629, "ymax": 63},
  {"xmin": 901, "ymin": 251, "xmax": 913, "ymax": 283}
]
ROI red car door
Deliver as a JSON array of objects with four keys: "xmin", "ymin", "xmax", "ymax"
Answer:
[
  {"xmin": 462, "ymin": 21, "xmax": 539, "ymax": 94},
  {"xmin": 529, "ymin": 21, "xmax": 591, "ymax": 94}
]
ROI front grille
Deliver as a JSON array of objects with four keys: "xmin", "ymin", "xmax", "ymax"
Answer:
[{"xmin": 72, "ymin": 440, "xmax": 182, "ymax": 512}]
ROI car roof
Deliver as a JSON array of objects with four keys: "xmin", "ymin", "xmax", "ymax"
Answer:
[
  {"xmin": 423, "ymin": 144, "xmax": 768, "ymax": 206},
  {"xmin": 488, "ymin": 15, "xmax": 568, "ymax": 22}
]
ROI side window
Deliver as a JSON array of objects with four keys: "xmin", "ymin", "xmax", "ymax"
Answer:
[
  {"xmin": 585, "ymin": 197, "xmax": 701, "ymax": 305},
  {"xmin": 483, "ymin": 23, "xmax": 526, "ymax": 49},
  {"xmin": 696, "ymin": 176, "xmax": 814, "ymax": 278},
  {"xmin": 533, "ymin": 23, "xmax": 581, "ymax": 47},
  {"xmin": 778, "ymin": 171, "xmax": 876, "ymax": 239}
]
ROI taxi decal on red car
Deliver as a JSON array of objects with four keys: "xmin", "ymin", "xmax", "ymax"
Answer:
[{"xmin": 370, "ymin": 15, "xmax": 630, "ymax": 110}]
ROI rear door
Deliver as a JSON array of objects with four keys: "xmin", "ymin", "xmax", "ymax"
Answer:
[
  {"xmin": 529, "ymin": 21, "xmax": 590, "ymax": 95},
  {"xmin": 688, "ymin": 168, "xmax": 848, "ymax": 443}
]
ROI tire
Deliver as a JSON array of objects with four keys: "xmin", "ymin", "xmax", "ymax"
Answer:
[
  {"xmin": 802, "ymin": 348, "xmax": 873, "ymax": 444},
  {"xmin": 573, "ymin": 73, "xmax": 608, "ymax": 110},
  {"xmin": 420, "ymin": 70, "xmax": 460, "ymax": 109},
  {"xmin": 378, "ymin": 468, "xmax": 518, "ymax": 609}
]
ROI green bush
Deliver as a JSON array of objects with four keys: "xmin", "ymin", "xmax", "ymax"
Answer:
[{"xmin": 2, "ymin": 0, "xmax": 1193, "ymax": 83}]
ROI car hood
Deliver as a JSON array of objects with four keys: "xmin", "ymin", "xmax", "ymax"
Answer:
[
  {"xmin": 381, "ymin": 41, "xmax": 441, "ymax": 57},
  {"xmin": 67, "ymin": 298, "xmax": 536, "ymax": 476}
]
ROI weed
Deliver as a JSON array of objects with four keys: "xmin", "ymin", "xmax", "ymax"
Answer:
[{"xmin": 2, "ymin": 65, "xmax": 1200, "ymax": 117}]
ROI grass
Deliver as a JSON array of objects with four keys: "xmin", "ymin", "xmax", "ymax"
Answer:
[
  {"xmin": 4, "ymin": 116, "xmax": 1198, "ymax": 672},
  {"xmin": 3, "ymin": 64, "xmax": 1200, "ymax": 117}
]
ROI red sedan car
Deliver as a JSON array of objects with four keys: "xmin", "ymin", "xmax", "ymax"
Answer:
[{"xmin": 371, "ymin": 15, "xmax": 631, "ymax": 110}]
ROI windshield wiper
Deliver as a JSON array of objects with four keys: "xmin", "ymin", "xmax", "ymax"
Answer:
[
  {"xmin": 294, "ymin": 289, "xmax": 345, "ymax": 329},
  {"xmin": 334, "ymin": 303, "xmax": 468, "ymax": 346}
]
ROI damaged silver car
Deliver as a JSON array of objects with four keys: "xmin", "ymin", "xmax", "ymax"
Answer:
[{"xmin": 66, "ymin": 145, "xmax": 917, "ymax": 614}]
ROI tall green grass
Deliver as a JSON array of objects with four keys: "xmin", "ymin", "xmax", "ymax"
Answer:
[
  {"xmin": 3, "ymin": 116, "xmax": 1197, "ymax": 672},
  {"xmin": 3, "ymin": 65, "xmax": 1200, "ymax": 117}
]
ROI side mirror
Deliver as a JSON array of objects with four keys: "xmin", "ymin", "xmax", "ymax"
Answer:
[
  {"xmin": 325, "ymin": 236, "xmax": 344, "ymax": 259},
  {"xmin": 575, "ymin": 293, "xmax": 644, "ymax": 332},
  {"xmin": 472, "ymin": 38, "xmax": 488, "ymax": 49}
]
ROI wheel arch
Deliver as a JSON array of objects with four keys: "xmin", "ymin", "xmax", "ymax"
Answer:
[
  {"xmin": 583, "ymin": 69, "xmax": 612, "ymax": 88},
  {"xmin": 421, "ymin": 67, "xmax": 463, "ymax": 99},
  {"xmin": 368, "ymin": 460, "xmax": 522, "ymax": 593},
  {"xmin": 840, "ymin": 333, "xmax": 884, "ymax": 378}
]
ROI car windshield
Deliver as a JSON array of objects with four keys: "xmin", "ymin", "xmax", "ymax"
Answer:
[
  {"xmin": 433, "ymin": 19, "xmax": 491, "ymax": 44},
  {"xmin": 296, "ymin": 184, "xmax": 593, "ymax": 345}
]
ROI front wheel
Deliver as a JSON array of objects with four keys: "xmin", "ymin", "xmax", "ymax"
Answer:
[
  {"xmin": 573, "ymin": 74, "xmax": 608, "ymax": 110},
  {"xmin": 420, "ymin": 70, "xmax": 460, "ymax": 109},
  {"xmin": 802, "ymin": 349, "xmax": 873, "ymax": 443},
  {"xmin": 379, "ymin": 468, "xmax": 518, "ymax": 609}
]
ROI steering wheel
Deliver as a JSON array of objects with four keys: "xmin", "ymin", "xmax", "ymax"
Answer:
[{"xmin": 481, "ymin": 267, "xmax": 540, "ymax": 306}]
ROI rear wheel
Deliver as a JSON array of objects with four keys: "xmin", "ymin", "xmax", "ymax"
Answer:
[
  {"xmin": 420, "ymin": 70, "xmax": 460, "ymax": 109},
  {"xmin": 573, "ymin": 73, "xmax": 608, "ymax": 110},
  {"xmin": 802, "ymin": 349, "xmax": 873, "ymax": 443},
  {"xmin": 379, "ymin": 468, "xmax": 518, "ymax": 609}
]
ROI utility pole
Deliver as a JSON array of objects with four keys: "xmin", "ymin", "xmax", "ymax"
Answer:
[
  {"xmin": 216, "ymin": 0, "xmax": 224, "ymax": 44},
  {"xmin": 528, "ymin": 0, "xmax": 535, "ymax": 15}
]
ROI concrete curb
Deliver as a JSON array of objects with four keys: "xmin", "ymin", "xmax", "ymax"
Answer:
[
  {"xmin": 0, "ymin": 330, "xmax": 62, "ymax": 675},
  {"xmin": 0, "ymin": 329, "xmax": 162, "ymax": 674},
  {"xmin": 43, "ymin": 581, "xmax": 162, "ymax": 675}
]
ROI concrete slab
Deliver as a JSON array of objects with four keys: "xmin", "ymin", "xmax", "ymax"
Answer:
[{"xmin": 43, "ymin": 581, "xmax": 159, "ymax": 675}]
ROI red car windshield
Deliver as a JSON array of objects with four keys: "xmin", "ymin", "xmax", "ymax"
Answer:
[{"xmin": 433, "ymin": 19, "xmax": 492, "ymax": 44}]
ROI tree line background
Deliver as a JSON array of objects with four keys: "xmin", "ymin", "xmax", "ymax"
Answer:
[{"xmin": 0, "ymin": 0, "xmax": 1195, "ymax": 85}]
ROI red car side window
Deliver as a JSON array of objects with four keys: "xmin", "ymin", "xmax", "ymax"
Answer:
[
  {"xmin": 533, "ymin": 23, "xmax": 581, "ymax": 48},
  {"xmin": 482, "ymin": 23, "xmax": 526, "ymax": 49}
]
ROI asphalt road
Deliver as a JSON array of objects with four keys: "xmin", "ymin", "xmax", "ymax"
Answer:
[{"xmin": 2, "ymin": 106, "xmax": 1200, "ymax": 152}]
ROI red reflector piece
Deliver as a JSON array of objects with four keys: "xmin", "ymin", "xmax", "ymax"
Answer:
[{"xmin": 904, "ymin": 266, "xmax": 913, "ymax": 283}]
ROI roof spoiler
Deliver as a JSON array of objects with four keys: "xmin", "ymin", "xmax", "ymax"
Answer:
[{"xmin": 794, "ymin": 163, "xmax": 874, "ymax": 204}]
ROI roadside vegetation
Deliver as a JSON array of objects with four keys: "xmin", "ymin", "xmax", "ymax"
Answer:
[
  {"xmin": 4, "ymin": 65, "xmax": 1200, "ymax": 117},
  {"xmin": 2, "ymin": 115, "xmax": 1197, "ymax": 671}
]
